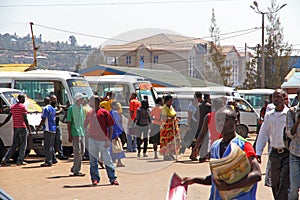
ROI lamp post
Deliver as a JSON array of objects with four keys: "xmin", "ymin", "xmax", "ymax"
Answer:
[{"xmin": 250, "ymin": 1, "xmax": 287, "ymax": 88}]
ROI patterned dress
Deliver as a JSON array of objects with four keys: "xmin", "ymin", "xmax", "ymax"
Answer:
[{"xmin": 159, "ymin": 104, "xmax": 181, "ymax": 156}]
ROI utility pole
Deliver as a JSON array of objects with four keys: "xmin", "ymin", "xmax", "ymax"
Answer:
[
  {"xmin": 30, "ymin": 22, "xmax": 39, "ymax": 67},
  {"xmin": 250, "ymin": 1, "xmax": 287, "ymax": 88}
]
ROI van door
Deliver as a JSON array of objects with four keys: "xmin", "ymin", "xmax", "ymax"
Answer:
[{"xmin": 0, "ymin": 94, "xmax": 13, "ymax": 147}]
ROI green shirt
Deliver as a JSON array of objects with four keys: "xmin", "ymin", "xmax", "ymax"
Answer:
[{"xmin": 67, "ymin": 104, "xmax": 85, "ymax": 136}]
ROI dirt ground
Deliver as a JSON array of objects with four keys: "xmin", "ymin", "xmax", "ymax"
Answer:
[{"xmin": 0, "ymin": 133, "xmax": 273, "ymax": 200}]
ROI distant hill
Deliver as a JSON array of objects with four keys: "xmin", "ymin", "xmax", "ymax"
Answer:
[{"xmin": 0, "ymin": 33, "xmax": 95, "ymax": 71}]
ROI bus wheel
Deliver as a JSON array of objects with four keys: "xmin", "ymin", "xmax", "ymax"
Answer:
[
  {"xmin": 63, "ymin": 147, "xmax": 73, "ymax": 157},
  {"xmin": 0, "ymin": 140, "xmax": 6, "ymax": 161},
  {"xmin": 236, "ymin": 125, "xmax": 248, "ymax": 138},
  {"xmin": 34, "ymin": 149, "xmax": 45, "ymax": 157}
]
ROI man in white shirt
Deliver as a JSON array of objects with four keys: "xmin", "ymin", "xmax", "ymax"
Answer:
[{"xmin": 256, "ymin": 89, "xmax": 289, "ymax": 200}]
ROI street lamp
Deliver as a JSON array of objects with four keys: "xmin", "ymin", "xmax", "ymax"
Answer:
[{"xmin": 250, "ymin": 1, "xmax": 287, "ymax": 88}]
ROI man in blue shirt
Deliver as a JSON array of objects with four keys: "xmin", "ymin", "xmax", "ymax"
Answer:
[{"xmin": 36, "ymin": 97, "xmax": 57, "ymax": 167}]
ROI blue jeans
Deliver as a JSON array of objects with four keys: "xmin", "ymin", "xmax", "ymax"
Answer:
[
  {"xmin": 126, "ymin": 134, "xmax": 137, "ymax": 152},
  {"xmin": 44, "ymin": 131, "xmax": 56, "ymax": 164},
  {"xmin": 289, "ymin": 153, "xmax": 300, "ymax": 200},
  {"xmin": 88, "ymin": 138, "xmax": 117, "ymax": 183},
  {"xmin": 3, "ymin": 128, "xmax": 27, "ymax": 163}
]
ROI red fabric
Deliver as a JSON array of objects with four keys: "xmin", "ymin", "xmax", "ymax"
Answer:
[
  {"xmin": 84, "ymin": 108, "xmax": 114, "ymax": 141},
  {"xmin": 207, "ymin": 112, "xmax": 222, "ymax": 144},
  {"xmin": 10, "ymin": 103, "xmax": 27, "ymax": 128},
  {"xmin": 129, "ymin": 98, "xmax": 141, "ymax": 121},
  {"xmin": 244, "ymin": 142, "xmax": 257, "ymax": 158}
]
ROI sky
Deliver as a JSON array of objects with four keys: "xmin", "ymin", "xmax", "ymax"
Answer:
[{"xmin": 1, "ymin": 0, "xmax": 299, "ymax": 54}]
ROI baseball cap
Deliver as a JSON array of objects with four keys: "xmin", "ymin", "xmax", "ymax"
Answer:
[{"xmin": 74, "ymin": 93, "xmax": 87, "ymax": 101}]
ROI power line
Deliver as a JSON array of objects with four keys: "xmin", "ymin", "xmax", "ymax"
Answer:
[
  {"xmin": 34, "ymin": 23, "xmax": 261, "ymax": 46},
  {"xmin": 0, "ymin": 0, "xmax": 238, "ymax": 8}
]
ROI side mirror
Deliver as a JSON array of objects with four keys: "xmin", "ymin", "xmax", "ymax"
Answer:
[{"xmin": 2, "ymin": 105, "xmax": 10, "ymax": 114}]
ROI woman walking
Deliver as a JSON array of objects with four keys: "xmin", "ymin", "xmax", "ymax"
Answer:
[
  {"xmin": 135, "ymin": 100, "xmax": 151, "ymax": 157},
  {"xmin": 159, "ymin": 95, "xmax": 181, "ymax": 161},
  {"xmin": 109, "ymin": 101, "xmax": 125, "ymax": 167},
  {"xmin": 149, "ymin": 97, "xmax": 163, "ymax": 159}
]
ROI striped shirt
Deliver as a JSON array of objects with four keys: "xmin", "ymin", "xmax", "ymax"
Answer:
[{"xmin": 10, "ymin": 103, "xmax": 27, "ymax": 128}]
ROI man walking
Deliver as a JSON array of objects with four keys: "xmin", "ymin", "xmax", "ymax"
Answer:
[
  {"xmin": 183, "ymin": 107, "xmax": 261, "ymax": 199},
  {"xmin": 36, "ymin": 97, "xmax": 57, "ymax": 167},
  {"xmin": 256, "ymin": 89, "xmax": 290, "ymax": 200},
  {"xmin": 84, "ymin": 96, "xmax": 119, "ymax": 186},
  {"xmin": 0, "ymin": 94, "xmax": 32, "ymax": 166},
  {"xmin": 67, "ymin": 93, "xmax": 86, "ymax": 176}
]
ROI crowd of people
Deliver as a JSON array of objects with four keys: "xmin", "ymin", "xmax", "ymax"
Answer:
[{"xmin": 1, "ymin": 88, "xmax": 300, "ymax": 199}]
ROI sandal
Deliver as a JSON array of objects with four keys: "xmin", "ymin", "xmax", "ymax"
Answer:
[{"xmin": 117, "ymin": 163, "xmax": 125, "ymax": 167}]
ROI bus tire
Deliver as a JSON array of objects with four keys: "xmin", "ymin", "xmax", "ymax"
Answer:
[
  {"xmin": 63, "ymin": 146, "xmax": 73, "ymax": 156},
  {"xmin": 34, "ymin": 149, "xmax": 45, "ymax": 157},
  {"xmin": 0, "ymin": 140, "xmax": 6, "ymax": 161}
]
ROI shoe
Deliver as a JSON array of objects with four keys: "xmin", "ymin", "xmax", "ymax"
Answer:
[
  {"xmin": 92, "ymin": 180, "xmax": 99, "ymax": 186},
  {"xmin": 58, "ymin": 155, "xmax": 68, "ymax": 160},
  {"xmin": 40, "ymin": 162, "xmax": 52, "ymax": 167},
  {"xmin": 154, "ymin": 155, "xmax": 158, "ymax": 159},
  {"xmin": 52, "ymin": 160, "xmax": 58, "ymax": 164},
  {"xmin": 99, "ymin": 161, "xmax": 105, "ymax": 169},
  {"xmin": 82, "ymin": 156, "xmax": 89, "ymax": 161},
  {"xmin": 116, "ymin": 163, "xmax": 125, "ymax": 167},
  {"xmin": 73, "ymin": 172, "xmax": 85, "ymax": 176},
  {"xmin": 137, "ymin": 153, "xmax": 141, "ymax": 157},
  {"xmin": 190, "ymin": 155, "xmax": 198, "ymax": 161},
  {"xmin": 199, "ymin": 158, "xmax": 206, "ymax": 163},
  {"xmin": 70, "ymin": 167, "xmax": 74, "ymax": 173},
  {"xmin": 1, "ymin": 160, "xmax": 10, "ymax": 166},
  {"xmin": 17, "ymin": 161, "xmax": 27, "ymax": 166},
  {"xmin": 111, "ymin": 179, "xmax": 119, "ymax": 185},
  {"xmin": 143, "ymin": 153, "xmax": 148, "ymax": 157}
]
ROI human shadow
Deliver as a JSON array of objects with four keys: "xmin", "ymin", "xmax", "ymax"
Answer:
[{"xmin": 63, "ymin": 183, "xmax": 111, "ymax": 188}]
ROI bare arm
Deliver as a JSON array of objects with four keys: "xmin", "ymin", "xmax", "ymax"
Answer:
[
  {"xmin": 67, "ymin": 121, "xmax": 72, "ymax": 143},
  {"xmin": 36, "ymin": 117, "xmax": 46, "ymax": 134},
  {"xmin": 23, "ymin": 113, "xmax": 32, "ymax": 134},
  {"xmin": 182, "ymin": 175, "xmax": 212, "ymax": 186}
]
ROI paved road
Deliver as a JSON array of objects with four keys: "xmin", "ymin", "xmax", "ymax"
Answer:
[{"xmin": 0, "ymin": 134, "xmax": 273, "ymax": 200}]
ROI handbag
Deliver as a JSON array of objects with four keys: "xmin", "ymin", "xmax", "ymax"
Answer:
[{"xmin": 112, "ymin": 137, "xmax": 123, "ymax": 153}]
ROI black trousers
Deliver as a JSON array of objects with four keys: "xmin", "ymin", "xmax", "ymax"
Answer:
[{"xmin": 269, "ymin": 149, "xmax": 289, "ymax": 200}]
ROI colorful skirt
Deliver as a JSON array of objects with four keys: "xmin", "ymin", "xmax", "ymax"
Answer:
[{"xmin": 159, "ymin": 119, "xmax": 181, "ymax": 156}]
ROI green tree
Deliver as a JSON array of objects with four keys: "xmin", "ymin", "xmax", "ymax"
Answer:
[
  {"xmin": 264, "ymin": 0, "xmax": 292, "ymax": 88},
  {"xmin": 207, "ymin": 9, "xmax": 231, "ymax": 86},
  {"xmin": 243, "ymin": 55, "xmax": 258, "ymax": 89},
  {"xmin": 209, "ymin": 8, "xmax": 220, "ymax": 46}
]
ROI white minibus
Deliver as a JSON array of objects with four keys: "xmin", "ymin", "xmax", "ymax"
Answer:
[
  {"xmin": 238, "ymin": 89, "xmax": 274, "ymax": 113},
  {"xmin": 0, "ymin": 88, "xmax": 44, "ymax": 160},
  {"xmin": 85, "ymin": 75, "xmax": 157, "ymax": 131},
  {"xmin": 0, "ymin": 70, "xmax": 93, "ymax": 155}
]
